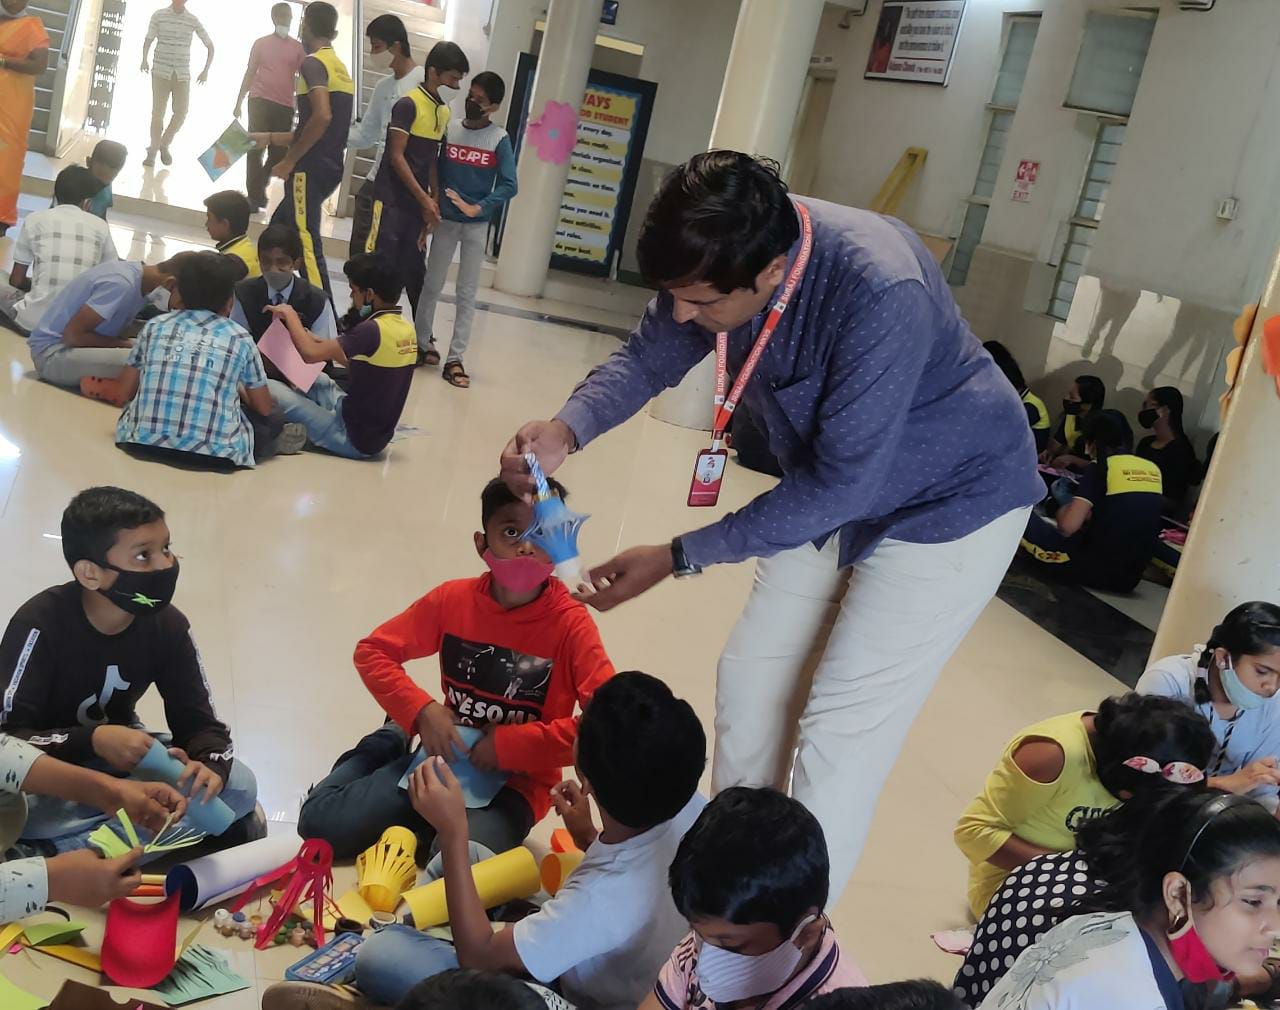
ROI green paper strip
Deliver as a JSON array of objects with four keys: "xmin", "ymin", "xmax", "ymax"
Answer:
[{"xmin": 23, "ymin": 921, "xmax": 86, "ymax": 946}]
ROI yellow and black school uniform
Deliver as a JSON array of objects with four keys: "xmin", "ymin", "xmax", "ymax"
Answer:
[
  {"xmin": 1020, "ymin": 453, "xmax": 1163, "ymax": 591},
  {"xmin": 1050, "ymin": 410, "xmax": 1088, "ymax": 457},
  {"xmin": 216, "ymin": 234, "xmax": 261, "ymax": 280},
  {"xmin": 268, "ymin": 44, "xmax": 353, "ymax": 299},
  {"xmin": 1022, "ymin": 389, "xmax": 1051, "ymax": 452}
]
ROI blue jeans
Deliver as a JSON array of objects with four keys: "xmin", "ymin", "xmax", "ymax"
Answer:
[
  {"xmin": 21, "ymin": 758, "xmax": 259, "ymax": 856},
  {"xmin": 267, "ymin": 374, "xmax": 372, "ymax": 460},
  {"xmin": 355, "ymin": 926, "xmax": 459, "ymax": 1006}
]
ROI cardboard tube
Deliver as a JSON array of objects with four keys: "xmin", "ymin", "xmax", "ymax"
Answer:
[
  {"xmin": 550, "ymin": 828, "xmax": 578, "ymax": 854},
  {"xmin": 402, "ymin": 847, "xmax": 540, "ymax": 929},
  {"xmin": 540, "ymin": 850, "xmax": 584, "ymax": 896}
]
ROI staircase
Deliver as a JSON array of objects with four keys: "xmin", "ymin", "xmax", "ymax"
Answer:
[
  {"xmin": 26, "ymin": 0, "xmax": 83, "ymax": 154},
  {"xmin": 337, "ymin": 0, "xmax": 446, "ymax": 217}
]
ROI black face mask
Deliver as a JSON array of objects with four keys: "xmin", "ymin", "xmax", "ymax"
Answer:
[
  {"xmin": 99, "ymin": 558, "xmax": 180, "ymax": 615},
  {"xmin": 1062, "ymin": 399, "xmax": 1082, "ymax": 416},
  {"xmin": 1138, "ymin": 407, "xmax": 1160, "ymax": 429},
  {"xmin": 464, "ymin": 98, "xmax": 486, "ymax": 121}
]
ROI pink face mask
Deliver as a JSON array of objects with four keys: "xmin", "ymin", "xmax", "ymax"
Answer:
[
  {"xmin": 483, "ymin": 549, "xmax": 553, "ymax": 593},
  {"xmin": 1167, "ymin": 912, "xmax": 1233, "ymax": 984}
]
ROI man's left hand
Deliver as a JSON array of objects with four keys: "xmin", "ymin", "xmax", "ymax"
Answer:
[
  {"xmin": 468, "ymin": 728, "xmax": 501, "ymax": 772},
  {"xmin": 575, "ymin": 544, "xmax": 673, "ymax": 612},
  {"xmin": 408, "ymin": 756, "xmax": 467, "ymax": 839}
]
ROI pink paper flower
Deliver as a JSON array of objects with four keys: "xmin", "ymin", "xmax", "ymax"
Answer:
[{"xmin": 526, "ymin": 100, "xmax": 579, "ymax": 165}]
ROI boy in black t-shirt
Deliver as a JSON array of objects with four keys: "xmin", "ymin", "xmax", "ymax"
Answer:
[{"xmin": 0, "ymin": 487, "xmax": 261, "ymax": 852}]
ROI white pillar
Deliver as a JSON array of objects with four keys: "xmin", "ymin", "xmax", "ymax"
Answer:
[
  {"xmin": 494, "ymin": 0, "xmax": 604, "ymax": 298},
  {"xmin": 651, "ymin": 0, "xmax": 824, "ymax": 430},
  {"xmin": 1151, "ymin": 259, "xmax": 1280, "ymax": 659}
]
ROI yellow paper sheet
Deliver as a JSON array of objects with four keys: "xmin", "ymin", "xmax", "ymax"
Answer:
[{"xmin": 22, "ymin": 936, "xmax": 102, "ymax": 971}]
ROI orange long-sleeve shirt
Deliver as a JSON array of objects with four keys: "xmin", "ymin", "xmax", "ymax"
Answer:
[{"xmin": 354, "ymin": 574, "xmax": 616, "ymax": 820}]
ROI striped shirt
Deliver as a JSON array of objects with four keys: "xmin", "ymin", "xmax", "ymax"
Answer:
[
  {"xmin": 11, "ymin": 204, "xmax": 117, "ymax": 331},
  {"xmin": 117, "ymin": 309, "xmax": 267, "ymax": 467},
  {"xmin": 143, "ymin": 5, "xmax": 212, "ymax": 81}
]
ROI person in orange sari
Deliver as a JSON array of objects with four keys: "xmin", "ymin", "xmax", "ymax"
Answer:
[{"xmin": 0, "ymin": 0, "xmax": 49, "ymax": 234}]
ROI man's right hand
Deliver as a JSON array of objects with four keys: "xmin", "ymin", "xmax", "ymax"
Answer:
[
  {"xmin": 45, "ymin": 848, "xmax": 144, "ymax": 907},
  {"xmin": 91, "ymin": 725, "xmax": 155, "ymax": 773},
  {"xmin": 415, "ymin": 702, "xmax": 464, "ymax": 760},
  {"xmin": 500, "ymin": 420, "xmax": 575, "ymax": 501}
]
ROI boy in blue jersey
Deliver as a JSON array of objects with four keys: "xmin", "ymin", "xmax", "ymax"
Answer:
[{"xmin": 416, "ymin": 71, "xmax": 516, "ymax": 385}]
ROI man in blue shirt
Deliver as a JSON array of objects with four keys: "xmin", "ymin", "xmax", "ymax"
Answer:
[
  {"xmin": 29, "ymin": 254, "xmax": 190, "ymax": 396},
  {"xmin": 500, "ymin": 152, "xmax": 1042, "ymax": 902}
]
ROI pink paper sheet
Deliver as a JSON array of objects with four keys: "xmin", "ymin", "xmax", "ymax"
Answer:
[{"xmin": 257, "ymin": 318, "xmax": 324, "ymax": 393}]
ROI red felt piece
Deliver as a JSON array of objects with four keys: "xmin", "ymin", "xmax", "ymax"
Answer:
[{"xmin": 102, "ymin": 890, "xmax": 182, "ymax": 988}]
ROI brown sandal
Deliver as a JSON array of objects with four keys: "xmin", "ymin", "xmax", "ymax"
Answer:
[
  {"xmin": 421, "ymin": 344, "xmax": 441, "ymax": 367},
  {"xmin": 442, "ymin": 361, "xmax": 470, "ymax": 388}
]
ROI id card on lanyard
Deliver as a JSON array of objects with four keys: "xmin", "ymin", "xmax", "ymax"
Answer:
[{"xmin": 687, "ymin": 202, "xmax": 814, "ymax": 507}]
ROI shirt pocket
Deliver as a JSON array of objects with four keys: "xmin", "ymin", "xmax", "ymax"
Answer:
[{"xmin": 763, "ymin": 373, "xmax": 824, "ymax": 451}]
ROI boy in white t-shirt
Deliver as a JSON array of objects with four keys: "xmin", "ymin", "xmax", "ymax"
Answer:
[{"xmin": 261, "ymin": 672, "xmax": 706, "ymax": 1010}]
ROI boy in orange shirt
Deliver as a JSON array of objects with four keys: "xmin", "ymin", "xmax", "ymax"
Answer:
[{"xmin": 298, "ymin": 477, "xmax": 614, "ymax": 860}]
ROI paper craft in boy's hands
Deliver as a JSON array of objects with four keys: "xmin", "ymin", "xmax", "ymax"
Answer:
[
  {"xmin": 258, "ymin": 317, "xmax": 324, "ymax": 393},
  {"xmin": 198, "ymin": 121, "xmax": 257, "ymax": 181},
  {"xmin": 132, "ymin": 738, "xmax": 236, "ymax": 836},
  {"xmin": 398, "ymin": 725, "xmax": 509, "ymax": 808},
  {"xmin": 521, "ymin": 451, "xmax": 592, "ymax": 590}
]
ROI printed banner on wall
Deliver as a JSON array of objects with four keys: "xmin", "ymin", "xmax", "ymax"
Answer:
[{"xmin": 864, "ymin": 1, "xmax": 967, "ymax": 86}]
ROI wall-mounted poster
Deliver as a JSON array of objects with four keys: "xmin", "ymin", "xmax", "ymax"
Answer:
[{"xmin": 865, "ymin": 1, "xmax": 966, "ymax": 86}]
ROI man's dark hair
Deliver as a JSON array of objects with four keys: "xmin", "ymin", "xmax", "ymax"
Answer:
[
  {"xmin": 302, "ymin": 1, "xmax": 338, "ymax": 40},
  {"xmin": 344, "ymin": 252, "xmax": 403, "ymax": 304},
  {"xmin": 156, "ymin": 251, "xmax": 203, "ymax": 279},
  {"xmin": 473, "ymin": 70, "xmax": 505, "ymax": 106},
  {"xmin": 61, "ymin": 487, "xmax": 165, "ymax": 569},
  {"xmin": 204, "ymin": 190, "xmax": 251, "ymax": 237},
  {"xmin": 426, "ymin": 40, "xmax": 469, "ymax": 76},
  {"xmin": 177, "ymin": 251, "xmax": 239, "ymax": 312},
  {"xmin": 89, "ymin": 139, "xmax": 128, "ymax": 171},
  {"xmin": 670, "ymin": 787, "xmax": 827, "ymax": 934},
  {"xmin": 807, "ymin": 982, "xmax": 966, "ymax": 1010},
  {"xmin": 54, "ymin": 166, "xmax": 105, "ymax": 207},
  {"xmin": 367, "ymin": 14, "xmax": 410, "ymax": 58},
  {"xmin": 258, "ymin": 223, "xmax": 302, "ymax": 261},
  {"xmin": 637, "ymin": 150, "xmax": 800, "ymax": 294},
  {"xmin": 480, "ymin": 476, "xmax": 567, "ymax": 527},
  {"xmin": 577, "ymin": 672, "xmax": 705, "ymax": 830},
  {"xmin": 395, "ymin": 970, "xmax": 546, "ymax": 1010}
]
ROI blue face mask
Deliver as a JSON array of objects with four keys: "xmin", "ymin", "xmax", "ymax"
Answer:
[
  {"xmin": 1220, "ymin": 652, "xmax": 1267, "ymax": 711},
  {"xmin": 357, "ymin": 304, "xmax": 372, "ymax": 319}
]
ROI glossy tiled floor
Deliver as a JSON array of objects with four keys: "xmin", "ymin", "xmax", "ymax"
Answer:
[{"xmin": 0, "ymin": 223, "xmax": 1126, "ymax": 1005}]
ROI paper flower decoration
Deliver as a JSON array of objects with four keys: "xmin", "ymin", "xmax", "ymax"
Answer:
[
  {"xmin": 526, "ymin": 100, "xmax": 579, "ymax": 165},
  {"xmin": 521, "ymin": 452, "xmax": 590, "ymax": 586},
  {"xmin": 88, "ymin": 808, "xmax": 205, "ymax": 857},
  {"xmin": 357, "ymin": 826, "xmax": 418, "ymax": 913}
]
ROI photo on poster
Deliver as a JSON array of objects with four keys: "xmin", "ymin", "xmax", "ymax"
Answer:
[{"xmin": 865, "ymin": 0, "xmax": 967, "ymax": 86}]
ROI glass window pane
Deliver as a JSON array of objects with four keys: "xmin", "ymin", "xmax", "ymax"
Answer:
[
  {"xmin": 1065, "ymin": 12, "xmax": 1156, "ymax": 118},
  {"xmin": 948, "ymin": 202, "xmax": 990, "ymax": 286},
  {"xmin": 973, "ymin": 111, "xmax": 1013, "ymax": 199},
  {"xmin": 991, "ymin": 17, "xmax": 1041, "ymax": 107}
]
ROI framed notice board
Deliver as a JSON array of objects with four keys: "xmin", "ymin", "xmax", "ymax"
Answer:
[{"xmin": 497, "ymin": 52, "xmax": 657, "ymax": 278}]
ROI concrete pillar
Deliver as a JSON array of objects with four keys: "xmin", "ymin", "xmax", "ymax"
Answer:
[
  {"xmin": 1151, "ymin": 265, "xmax": 1280, "ymax": 659},
  {"xmin": 494, "ymin": 0, "xmax": 604, "ymax": 297},
  {"xmin": 651, "ymin": 0, "xmax": 824, "ymax": 430}
]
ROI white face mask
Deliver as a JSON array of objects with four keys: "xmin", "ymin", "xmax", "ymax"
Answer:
[
  {"xmin": 696, "ymin": 915, "xmax": 819, "ymax": 1003},
  {"xmin": 273, "ymin": 24, "xmax": 290, "ymax": 38},
  {"xmin": 148, "ymin": 285, "xmax": 172, "ymax": 312}
]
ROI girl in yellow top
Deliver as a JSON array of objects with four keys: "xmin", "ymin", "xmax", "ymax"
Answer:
[{"xmin": 955, "ymin": 692, "xmax": 1216, "ymax": 918}]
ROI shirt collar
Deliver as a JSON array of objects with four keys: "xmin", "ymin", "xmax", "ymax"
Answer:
[{"xmin": 216, "ymin": 235, "xmax": 246, "ymax": 253}]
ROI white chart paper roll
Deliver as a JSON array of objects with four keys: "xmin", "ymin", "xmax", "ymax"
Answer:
[{"xmin": 165, "ymin": 834, "xmax": 301, "ymax": 911}]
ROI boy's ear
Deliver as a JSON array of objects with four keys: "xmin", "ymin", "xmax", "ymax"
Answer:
[
  {"xmin": 474, "ymin": 531, "xmax": 487, "ymax": 558},
  {"xmin": 72, "ymin": 558, "xmax": 107, "ymax": 591}
]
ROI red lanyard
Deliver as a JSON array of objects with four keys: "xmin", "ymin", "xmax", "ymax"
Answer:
[{"xmin": 710, "ymin": 202, "xmax": 813, "ymax": 449}]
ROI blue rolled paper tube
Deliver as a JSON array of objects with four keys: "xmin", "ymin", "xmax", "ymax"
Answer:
[
  {"xmin": 521, "ymin": 452, "xmax": 589, "ymax": 581},
  {"xmin": 134, "ymin": 739, "xmax": 236, "ymax": 836}
]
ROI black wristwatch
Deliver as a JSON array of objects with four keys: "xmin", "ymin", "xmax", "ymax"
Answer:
[{"xmin": 671, "ymin": 537, "xmax": 702, "ymax": 579}]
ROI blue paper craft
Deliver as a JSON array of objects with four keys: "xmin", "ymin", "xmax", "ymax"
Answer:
[
  {"xmin": 133, "ymin": 739, "xmax": 236, "ymax": 836},
  {"xmin": 398, "ymin": 725, "xmax": 509, "ymax": 809},
  {"xmin": 520, "ymin": 452, "xmax": 590, "ymax": 585}
]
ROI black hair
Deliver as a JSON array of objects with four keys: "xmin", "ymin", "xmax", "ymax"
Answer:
[
  {"xmin": 61, "ymin": 487, "xmax": 165, "ymax": 569},
  {"xmin": 203, "ymin": 190, "xmax": 251, "ymax": 237},
  {"xmin": 302, "ymin": 1, "xmax": 338, "ymax": 40},
  {"xmin": 1192, "ymin": 602, "xmax": 1280, "ymax": 704},
  {"xmin": 395, "ymin": 969, "xmax": 546, "ymax": 1010},
  {"xmin": 473, "ymin": 70, "xmax": 505, "ymax": 106},
  {"xmin": 480, "ymin": 476, "xmax": 567, "ymax": 528},
  {"xmin": 89, "ymin": 139, "xmax": 128, "ymax": 171},
  {"xmin": 983, "ymin": 340, "xmax": 1026, "ymax": 392},
  {"xmin": 426, "ymin": 40, "xmax": 469, "ymax": 76},
  {"xmin": 156, "ymin": 250, "xmax": 203, "ymax": 279},
  {"xmin": 637, "ymin": 151, "xmax": 801, "ymax": 294},
  {"xmin": 177, "ymin": 251, "xmax": 239, "ymax": 313},
  {"xmin": 258, "ymin": 223, "xmax": 302, "ymax": 261},
  {"xmin": 1080, "ymin": 408, "xmax": 1133, "ymax": 462},
  {"xmin": 1074, "ymin": 374, "xmax": 1106, "ymax": 412},
  {"xmin": 343, "ymin": 252, "xmax": 402, "ymax": 304},
  {"xmin": 577, "ymin": 672, "xmax": 705, "ymax": 830},
  {"xmin": 670, "ymin": 787, "xmax": 827, "ymax": 934},
  {"xmin": 1148, "ymin": 386, "xmax": 1199, "ymax": 468},
  {"xmin": 1090, "ymin": 692, "xmax": 1215, "ymax": 799},
  {"xmin": 54, "ymin": 165, "xmax": 105, "ymax": 207},
  {"xmin": 807, "ymin": 982, "xmax": 965, "ymax": 1010},
  {"xmin": 1079, "ymin": 789, "xmax": 1280, "ymax": 919},
  {"xmin": 271, "ymin": 2, "xmax": 291, "ymax": 21},
  {"xmin": 366, "ymin": 14, "xmax": 410, "ymax": 58}
]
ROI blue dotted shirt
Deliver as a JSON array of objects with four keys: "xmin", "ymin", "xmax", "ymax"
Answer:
[{"xmin": 555, "ymin": 198, "xmax": 1044, "ymax": 569}]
